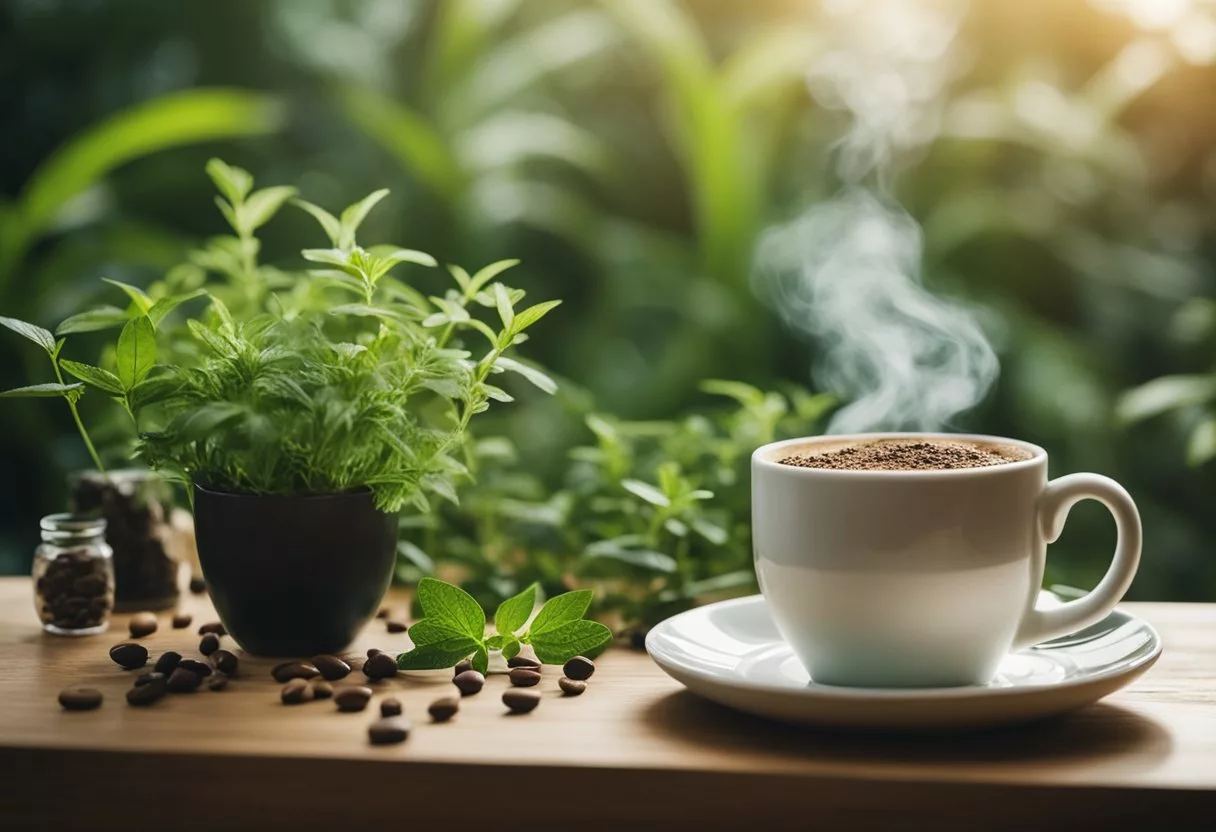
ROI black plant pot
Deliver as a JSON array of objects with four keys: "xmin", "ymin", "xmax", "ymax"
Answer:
[{"xmin": 192, "ymin": 484, "xmax": 397, "ymax": 656}]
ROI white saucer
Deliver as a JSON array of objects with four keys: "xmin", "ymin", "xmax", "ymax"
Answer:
[{"xmin": 646, "ymin": 592, "xmax": 1161, "ymax": 730}]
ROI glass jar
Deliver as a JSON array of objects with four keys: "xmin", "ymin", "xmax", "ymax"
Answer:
[{"xmin": 33, "ymin": 514, "xmax": 114, "ymax": 636}]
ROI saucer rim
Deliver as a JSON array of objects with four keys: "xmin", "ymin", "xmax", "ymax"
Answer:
[{"xmin": 645, "ymin": 594, "xmax": 1162, "ymax": 702}]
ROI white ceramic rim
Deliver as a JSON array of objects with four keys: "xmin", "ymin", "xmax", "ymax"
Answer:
[{"xmin": 645, "ymin": 594, "xmax": 1162, "ymax": 701}]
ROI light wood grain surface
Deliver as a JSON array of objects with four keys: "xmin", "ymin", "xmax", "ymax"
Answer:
[{"xmin": 0, "ymin": 577, "xmax": 1213, "ymax": 830}]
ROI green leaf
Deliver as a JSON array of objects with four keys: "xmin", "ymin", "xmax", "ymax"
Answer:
[
  {"xmin": 492, "ymin": 282, "xmax": 515, "ymax": 330},
  {"xmin": 527, "ymin": 589, "xmax": 593, "ymax": 637},
  {"xmin": 55, "ymin": 306, "xmax": 129, "ymax": 336},
  {"xmin": 0, "ymin": 382, "xmax": 84, "ymax": 398},
  {"xmin": 1116, "ymin": 375, "xmax": 1216, "ymax": 424},
  {"xmin": 338, "ymin": 189, "xmax": 390, "ymax": 250},
  {"xmin": 512, "ymin": 300, "xmax": 561, "ymax": 332},
  {"xmin": 147, "ymin": 289, "xmax": 207, "ymax": 328},
  {"xmin": 485, "ymin": 634, "xmax": 505, "ymax": 650},
  {"xmin": 621, "ymin": 478, "xmax": 670, "ymax": 507},
  {"xmin": 1188, "ymin": 418, "xmax": 1216, "ymax": 466},
  {"xmin": 205, "ymin": 158, "xmax": 254, "ymax": 205},
  {"xmin": 690, "ymin": 517, "xmax": 729, "ymax": 545},
  {"xmin": 102, "ymin": 278, "xmax": 154, "ymax": 314},
  {"xmin": 396, "ymin": 635, "xmax": 482, "ymax": 670},
  {"xmin": 378, "ymin": 248, "xmax": 438, "ymax": 269},
  {"xmin": 292, "ymin": 198, "xmax": 342, "ymax": 246},
  {"xmin": 495, "ymin": 356, "xmax": 557, "ymax": 394},
  {"xmin": 59, "ymin": 360, "xmax": 124, "ymax": 396},
  {"xmin": 583, "ymin": 543, "xmax": 678, "ymax": 573},
  {"xmin": 0, "ymin": 315, "xmax": 56, "ymax": 353},
  {"xmin": 529, "ymin": 619, "xmax": 612, "ymax": 664},
  {"xmin": 415, "ymin": 577, "xmax": 485, "ymax": 640},
  {"xmin": 115, "ymin": 316, "xmax": 156, "ymax": 390},
  {"xmin": 471, "ymin": 643, "xmax": 489, "ymax": 675},
  {"xmin": 239, "ymin": 186, "xmax": 297, "ymax": 235},
  {"xmin": 494, "ymin": 582, "xmax": 537, "ymax": 636},
  {"xmin": 700, "ymin": 379, "xmax": 766, "ymax": 407},
  {"xmin": 407, "ymin": 617, "xmax": 470, "ymax": 645},
  {"xmin": 466, "ymin": 259, "xmax": 521, "ymax": 295},
  {"xmin": 502, "ymin": 638, "xmax": 522, "ymax": 660}
]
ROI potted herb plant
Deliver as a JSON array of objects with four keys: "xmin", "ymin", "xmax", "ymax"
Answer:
[{"xmin": 2, "ymin": 159, "xmax": 562, "ymax": 655}]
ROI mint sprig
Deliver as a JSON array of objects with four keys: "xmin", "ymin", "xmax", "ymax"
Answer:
[{"xmin": 396, "ymin": 578, "xmax": 611, "ymax": 671}]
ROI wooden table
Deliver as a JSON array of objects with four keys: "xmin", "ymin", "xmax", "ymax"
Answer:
[{"xmin": 0, "ymin": 577, "xmax": 1213, "ymax": 830}]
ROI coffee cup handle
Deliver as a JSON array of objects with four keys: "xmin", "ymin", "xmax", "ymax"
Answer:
[{"xmin": 1012, "ymin": 473, "xmax": 1142, "ymax": 650}]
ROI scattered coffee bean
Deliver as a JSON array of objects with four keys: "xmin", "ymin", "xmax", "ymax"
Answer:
[
  {"xmin": 311, "ymin": 655, "xmax": 351, "ymax": 681},
  {"xmin": 211, "ymin": 649, "xmax": 239, "ymax": 676},
  {"xmin": 310, "ymin": 680, "xmax": 333, "ymax": 700},
  {"xmin": 127, "ymin": 676, "xmax": 167, "ymax": 706},
  {"xmin": 366, "ymin": 648, "xmax": 383, "ymax": 659},
  {"xmin": 503, "ymin": 688, "xmax": 541, "ymax": 714},
  {"xmin": 128, "ymin": 612, "xmax": 158, "ymax": 638},
  {"xmin": 509, "ymin": 668, "xmax": 541, "ymax": 688},
  {"xmin": 385, "ymin": 620, "xmax": 407, "ymax": 633},
  {"xmin": 171, "ymin": 613, "xmax": 193, "ymax": 629},
  {"xmin": 559, "ymin": 677, "xmax": 587, "ymax": 696},
  {"xmin": 166, "ymin": 668, "xmax": 201, "ymax": 693},
  {"xmin": 178, "ymin": 658, "xmax": 213, "ymax": 677},
  {"xmin": 199, "ymin": 633, "xmax": 220, "ymax": 656},
  {"xmin": 453, "ymin": 670, "xmax": 485, "ymax": 697},
  {"xmin": 380, "ymin": 698, "xmax": 402, "ymax": 717},
  {"xmin": 428, "ymin": 697, "xmax": 459, "ymax": 723},
  {"xmin": 188, "ymin": 576, "xmax": 207, "ymax": 594},
  {"xmin": 334, "ymin": 686, "xmax": 373, "ymax": 712},
  {"xmin": 134, "ymin": 672, "xmax": 165, "ymax": 687},
  {"xmin": 507, "ymin": 655, "xmax": 541, "ymax": 669},
  {"xmin": 562, "ymin": 656, "xmax": 595, "ymax": 681},
  {"xmin": 272, "ymin": 661, "xmax": 320, "ymax": 683},
  {"xmin": 281, "ymin": 678, "xmax": 311, "ymax": 704},
  {"xmin": 363, "ymin": 652, "xmax": 398, "ymax": 680},
  {"xmin": 109, "ymin": 642, "xmax": 149, "ymax": 670},
  {"xmin": 375, "ymin": 607, "xmax": 390, "ymax": 619},
  {"xmin": 197, "ymin": 621, "xmax": 226, "ymax": 636},
  {"xmin": 453, "ymin": 659, "xmax": 472, "ymax": 676},
  {"xmin": 368, "ymin": 717, "xmax": 410, "ymax": 745},
  {"xmin": 58, "ymin": 687, "xmax": 103, "ymax": 711},
  {"xmin": 153, "ymin": 651, "xmax": 182, "ymax": 676},
  {"xmin": 208, "ymin": 672, "xmax": 229, "ymax": 692}
]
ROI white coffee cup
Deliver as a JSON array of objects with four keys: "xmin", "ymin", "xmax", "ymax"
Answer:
[{"xmin": 751, "ymin": 433, "xmax": 1142, "ymax": 688}]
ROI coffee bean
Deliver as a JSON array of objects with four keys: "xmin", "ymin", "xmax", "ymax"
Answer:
[
  {"xmin": 178, "ymin": 659, "xmax": 213, "ymax": 677},
  {"xmin": 59, "ymin": 687, "xmax": 103, "ymax": 711},
  {"xmin": 368, "ymin": 717, "xmax": 410, "ymax": 745},
  {"xmin": 128, "ymin": 612, "xmax": 158, "ymax": 638},
  {"xmin": 208, "ymin": 672, "xmax": 229, "ymax": 692},
  {"xmin": 197, "ymin": 621, "xmax": 226, "ymax": 636},
  {"xmin": 559, "ymin": 677, "xmax": 587, "ymax": 696},
  {"xmin": 281, "ymin": 678, "xmax": 311, "ymax": 704},
  {"xmin": 127, "ymin": 676, "xmax": 167, "ymax": 706},
  {"xmin": 199, "ymin": 633, "xmax": 220, "ymax": 656},
  {"xmin": 272, "ymin": 661, "xmax": 320, "ymax": 683},
  {"xmin": 562, "ymin": 656, "xmax": 595, "ymax": 681},
  {"xmin": 507, "ymin": 655, "xmax": 541, "ymax": 669},
  {"xmin": 453, "ymin": 659, "xmax": 472, "ymax": 676},
  {"xmin": 153, "ymin": 651, "xmax": 182, "ymax": 676},
  {"xmin": 428, "ymin": 697, "xmax": 459, "ymax": 723},
  {"xmin": 366, "ymin": 648, "xmax": 383, "ymax": 659},
  {"xmin": 166, "ymin": 668, "xmax": 201, "ymax": 693},
  {"xmin": 375, "ymin": 607, "xmax": 390, "ymax": 619},
  {"xmin": 212, "ymin": 649, "xmax": 239, "ymax": 676},
  {"xmin": 311, "ymin": 655, "xmax": 351, "ymax": 681},
  {"xmin": 334, "ymin": 686, "xmax": 373, "ymax": 712},
  {"xmin": 502, "ymin": 689, "xmax": 540, "ymax": 714},
  {"xmin": 452, "ymin": 670, "xmax": 485, "ymax": 697},
  {"xmin": 188, "ymin": 577, "xmax": 207, "ymax": 594},
  {"xmin": 135, "ymin": 672, "xmax": 165, "ymax": 687},
  {"xmin": 362, "ymin": 652, "xmax": 398, "ymax": 680},
  {"xmin": 310, "ymin": 680, "xmax": 333, "ymax": 700},
  {"xmin": 509, "ymin": 668, "xmax": 541, "ymax": 687},
  {"xmin": 385, "ymin": 620, "xmax": 407, "ymax": 633},
  {"xmin": 109, "ymin": 642, "xmax": 149, "ymax": 670},
  {"xmin": 171, "ymin": 613, "xmax": 193, "ymax": 629},
  {"xmin": 380, "ymin": 698, "xmax": 402, "ymax": 717}
]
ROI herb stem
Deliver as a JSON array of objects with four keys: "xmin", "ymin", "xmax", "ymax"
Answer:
[{"xmin": 53, "ymin": 360, "xmax": 106, "ymax": 475}]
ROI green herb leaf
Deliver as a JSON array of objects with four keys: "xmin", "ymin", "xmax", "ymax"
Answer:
[
  {"xmin": 527, "ymin": 589, "xmax": 593, "ymax": 637},
  {"xmin": 0, "ymin": 315, "xmax": 56, "ymax": 353},
  {"xmin": 502, "ymin": 638, "xmax": 522, "ymax": 660},
  {"xmin": 512, "ymin": 300, "xmax": 561, "ymax": 332},
  {"xmin": 415, "ymin": 576, "xmax": 485, "ymax": 640},
  {"xmin": 494, "ymin": 582, "xmax": 537, "ymax": 636},
  {"xmin": 115, "ymin": 316, "xmax": 157, "ymax": 390},
  {"xmin": 293, "ymin": 198, "xmax": 342, "ymax": 246},
  {"xmin": 493, "ymin": 282, "xmax": 515, "ymax": 330},
  {"xmin": 205, "ymin": 158, "xmax": 253, "ymax": 205},
  {"xmin": 0, "ymin": 382, "xmax": 84, "ymax": 398},
  {"xmin": 338, "ymin": 189, "xmax": 390, "ymax": 249},
  {"xmin": 467, "ymin": 259, "xmax": 521, "ymax": 295},
  {"xmin": 406, "ymin": 617, "xmax": 469, "ymax": 646},
  {"xmin": 485, "ymin": 634, "xmax": 505, "ymax": 650},
  {"xmin": 495, "ymin": 356, "xmax": 558, "ymax": 394},
  {"xmin": 55, "ymin": 306, "xmax": 129, "ymax": 336},
  {"xmin": 396, "ymin": 635, "xmax": 482, "ymax": 670},
  {"xmin": 147, "ymin": 290, "xmax": 207, "ymax": 328},
  {"xmin": 239, "ymin": 186, "xmax": 297, "ymax": 235},
  {"xmin": 621, "ymin": 478, "xmax": 670, "ymax": 507},
  {"xmin": 471, "ymin": 643, "xmax": 489, "ymax": 675},
  {"xmin": 59, "ymin": 361, "xmax": 124, "ymax": 396},
  {"xmin": 102, "ymin": 278, "xmax": 154, "ymax": 314},
  {"xmin": 529, "ymin": 619, "xmax": 612, "ymax": 664}
]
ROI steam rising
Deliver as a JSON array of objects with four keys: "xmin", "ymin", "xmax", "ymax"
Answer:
[{"xmin": 756, "ymin": 0, "xmax": 997, "ymax": 434}]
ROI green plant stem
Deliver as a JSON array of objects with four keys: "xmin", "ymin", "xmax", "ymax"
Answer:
[{"xmin": 52, "ymin": 361, "xmax": 106, "ymax": 475}]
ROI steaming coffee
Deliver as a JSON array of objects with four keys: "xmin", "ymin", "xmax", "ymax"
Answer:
[{"xmin": 777, "ymin": 438, "xmax": 1032, "ymax": 471}]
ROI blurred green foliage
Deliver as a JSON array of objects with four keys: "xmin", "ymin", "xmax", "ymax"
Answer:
[{"xmin": 2, "ymin": 0, "xmax": 1215, "ymax": 600}]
